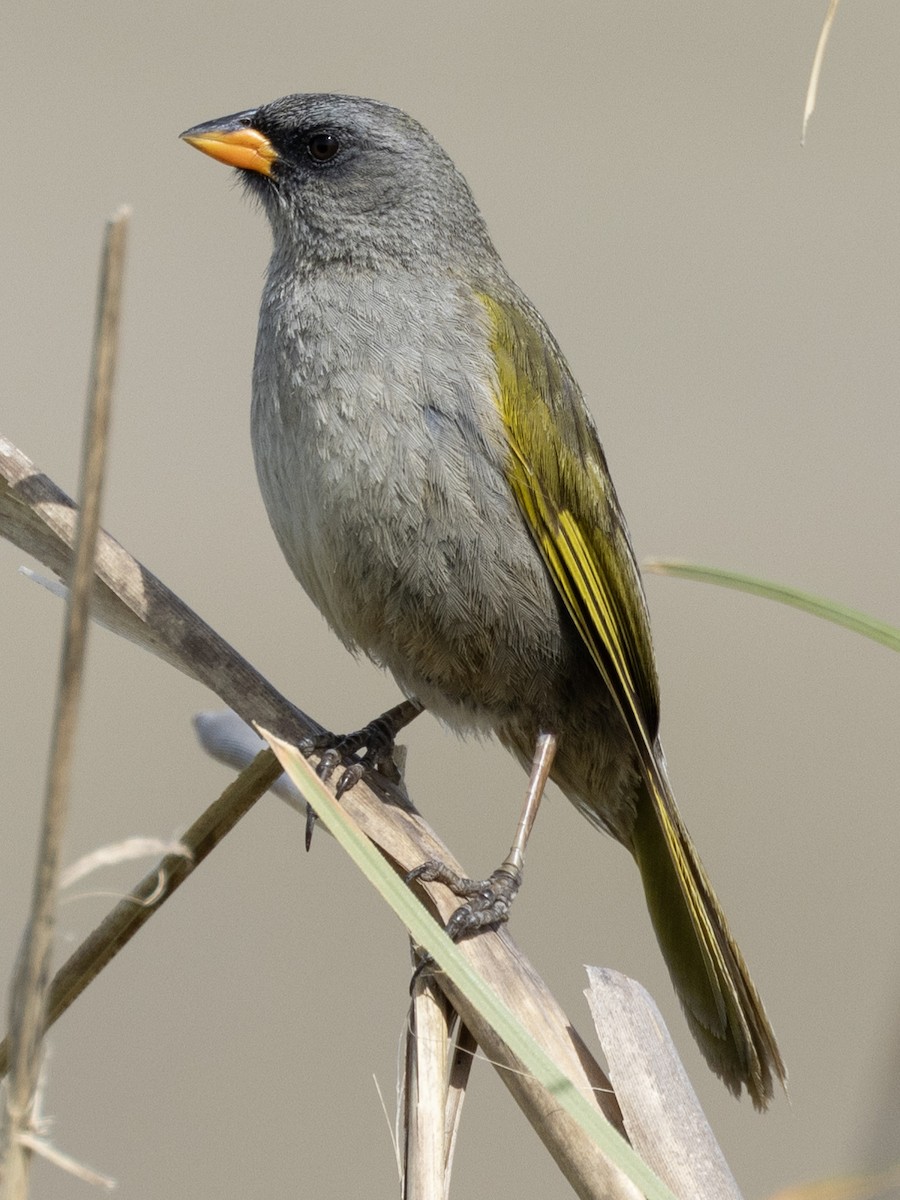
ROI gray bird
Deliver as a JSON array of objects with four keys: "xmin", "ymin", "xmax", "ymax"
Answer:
[{"xmin": 182, "ymin": 93, "xmax": 785, "ymax": 1108}]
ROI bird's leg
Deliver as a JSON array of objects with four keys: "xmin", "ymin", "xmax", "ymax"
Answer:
[
  {"xmin": 408, "ymin": 731, "xmax": 558, "ymax": 956},
  {"xmin": 299, "ymin": 698, "xmax": 424, "ymax": 848}
]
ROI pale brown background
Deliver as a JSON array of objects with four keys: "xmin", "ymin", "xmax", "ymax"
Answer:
[{"xmin": 2, "ymin": 3, "xmax": 899, "ymax": 1197}]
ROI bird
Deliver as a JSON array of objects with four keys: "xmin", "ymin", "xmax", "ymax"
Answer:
[{"xmin": 181, "ymin": 92, "xmax": 785, "ymax": 1107}]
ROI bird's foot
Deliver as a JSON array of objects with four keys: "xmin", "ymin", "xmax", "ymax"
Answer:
[
  {"xmin": 298, "ymin": 699, "xmax": 422, "ymax": 848},
  {"xmin": 299, "ymin": 711, "xmax": 403, "ymax": 796},
  {"xmin": 406, "ymin": 860, "xmax": 522, "ymax": 984}
]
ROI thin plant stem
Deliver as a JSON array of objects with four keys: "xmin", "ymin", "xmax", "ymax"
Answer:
[{"xmin": 1, "ymin": 208, "xmax": 129, "ymax": 1200}]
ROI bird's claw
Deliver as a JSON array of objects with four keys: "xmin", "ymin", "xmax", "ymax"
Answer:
[
  {"xmin": 299, "ymin": 712, "xmax": 406, "ymax": 848},
  {"xmin": 301, "ymin": 712, "xmax": 402, "ymax": 781},
  {"xmin": 406, "ymin": 860, "xmax": 522, "ymax": 986}
]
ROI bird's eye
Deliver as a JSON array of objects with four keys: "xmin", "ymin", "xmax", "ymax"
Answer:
[{"xmin": 306, "ymin": 132, "xmax": 341, "ymax": 163}]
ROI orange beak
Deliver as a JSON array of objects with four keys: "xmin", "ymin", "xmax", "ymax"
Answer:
[{"xmin": 181, "ymin": 111, "xmax": 278, "ymax": 177}]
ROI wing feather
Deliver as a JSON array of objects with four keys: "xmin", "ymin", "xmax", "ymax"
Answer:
[{"xmin": 483, "ymin": 291, "xmax": 732, "ymax": 1032}]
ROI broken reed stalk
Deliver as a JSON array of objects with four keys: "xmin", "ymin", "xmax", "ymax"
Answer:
[
  {"xmin": 399, "ymin": 974, "xmax": 477, "ymax": 1199},
  {"xmin": 1, "ymin": 208, "xmax": 129, "ymax": 1200},
  {"xmin": 401, "ymin": 978, "xmax": 457, "ymax": 1198},
  {"xmin": 400, "ymin": 971, "xmax": 478, "ymax": 1199}
]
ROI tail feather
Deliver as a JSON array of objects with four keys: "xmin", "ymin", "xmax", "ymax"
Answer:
[{"xmin": 630, "ymin": 771, "xmax": 786, "ymax": 1109}]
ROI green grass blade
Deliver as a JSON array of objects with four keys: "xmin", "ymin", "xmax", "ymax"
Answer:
[
  {"xmin": 645, "ymin": 560, "xmax": 900, "ymax": 652},
  {"xmin": 260, "ymin": 730, "xmax": 678, "ymax": 1200}
]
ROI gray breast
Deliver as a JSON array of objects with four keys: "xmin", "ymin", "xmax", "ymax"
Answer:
[{"xmin": 250, "ymin": 263, "xmax": 570, "ymax": 728}]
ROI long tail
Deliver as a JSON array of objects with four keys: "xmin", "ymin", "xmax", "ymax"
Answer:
[{"xmin": 630, "ymin": 768, "xmax": 786, "ymax": 1109}]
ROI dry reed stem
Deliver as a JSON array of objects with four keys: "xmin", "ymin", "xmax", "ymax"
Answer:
[
  {"xmin": 802, "ymin": 0, "xmax": 841, "ymax": 144},
  {"xmin": 585, "ymin": 968, "xmax": 743, "ymax": 1200},
  {"xmin": 399, "ymin": 982, "xmax": 474, "ymax": 1199},
  {"xmin": 401, "ymin": 977, "xmax": 455, "ymax": 1199},
  {"xmin": 1, "ymin": 208, "xmax": 128, "ymax": 1200},
  {"xmin": 442, "ymin": 1020, "xmax": 475, "ymax": 1181}
]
